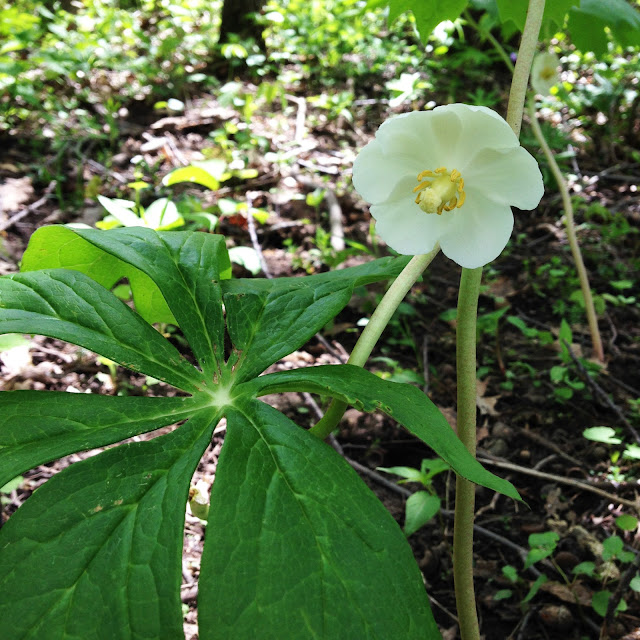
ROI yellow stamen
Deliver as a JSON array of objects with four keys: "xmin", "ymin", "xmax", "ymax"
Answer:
[
  {"xmin": 413, "ymin": 166, "xmax": 466, "ymax": 215},
  {"xmin": 413, "ymin": 180, "xmax": 432, "ymax": 193}
]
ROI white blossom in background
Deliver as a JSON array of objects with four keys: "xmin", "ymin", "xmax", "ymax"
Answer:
[
  {"xmin": 531, "ymin": 52, "xmax": 561, "ymax": 96},
  {"xmin": 352, "ymin": 104, "xmax": 544, "ymax": 269}
]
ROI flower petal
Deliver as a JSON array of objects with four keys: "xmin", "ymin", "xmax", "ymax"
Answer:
[
  {"xmin": 370, "ymin": 177, "xmax": 449, "ymax": 255},
  {"xmin": 378, "ymin": 109, "xmax": 464, "ymax": 169},
  {"xmin": 464, "ymin": 146, "xmax": 544, "ymax": 210},
  {"xmin": 438, "ymin": 189, "xmax": 514, "ymax": 268},
  {"xmin": 439, "ymin": 104, "xmax": 520, "ymax": 166},
  {"xmin": 352, "ymin": 138, "xmax": 422, "ymax": 205}
]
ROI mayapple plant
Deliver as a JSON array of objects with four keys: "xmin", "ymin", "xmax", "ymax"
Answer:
[{"xmin": 0, "ymin": 225, "xmax": 519, "ymax": 638}]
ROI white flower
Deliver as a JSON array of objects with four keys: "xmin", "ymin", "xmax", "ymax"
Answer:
[
  {"xmin": 352, "ymin": 104, "xmax": 544, "ymax": 269},
  {"xmin": 531, "ymin": 52, "xmax": 560, "ymax": 96}
]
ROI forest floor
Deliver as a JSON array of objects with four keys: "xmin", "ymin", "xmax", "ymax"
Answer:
[{"xmin": 1, "ymin": 65, "xmax": 640, "ymax": 640}]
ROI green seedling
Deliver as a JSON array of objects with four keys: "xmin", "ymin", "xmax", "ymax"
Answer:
[{"xmin": 379, "ymin": 458, "xmax": 450, "ymax": 536}]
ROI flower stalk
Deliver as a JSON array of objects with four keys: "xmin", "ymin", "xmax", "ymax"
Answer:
[
  {"xmin": 453, "ymin": 266, "xmax": 483, "ymax": 640},
  {"xmin": 528, "ymin": 99, "xmax": 604, "ymax": 362},
  {"xmin": 310, "ymin": 246, "xmax": 440, "ymax": 440},
  {"xmin": 506, "ymin": 0, "xmax": 546, "ymax": 137},
  {"xmin": 452, "ymin": 1, "xmax": 545, "ymax": 639}
]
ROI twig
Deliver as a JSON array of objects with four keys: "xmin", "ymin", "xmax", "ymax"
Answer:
[
  {"xmin": 532, "ymin": 453, "xmax": 558, "ymax": 471},
  {"xmin": 422, "ymin": 334, "xmax": 430, "ymax": 394},
  {"xmin": 245, "ymin": 192, "xmax": 272, "ymax": 278},
  {"xmin": 295, "ymin": 174, "xmax": 345, "ymax": 251},
  {"xmin": 604, "ymin": 547, "xmax": 640, "ymax": 626},
  {"xmin": 285, "ymin": 94, "xmax": 307, "ymax": 143},
  {"xmin": 314, "ymin": 333, "xmax": 347, "ymax": 364},
  {"xmin": 562, "ymin": 338, "xmax": 640, "ymax": 446},
  {"xmin": 297, "ymin": 158, "xmax": 339, "ymax": 175},
  {"xmin": 518, "ymin": 428, "xmax": 585, "ymax": 467},
  {"xmin": 0, "ymin": 181, "xmax": 56, "ymax": 232},
  {"xmin": 477, "ymin": 453, "xmax": 640, "ymax": 513},
  {"xmin": 163, "ymin": 133, "xmax": 188, "ymax": 167}
]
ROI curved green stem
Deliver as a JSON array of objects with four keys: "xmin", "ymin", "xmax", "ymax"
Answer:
[
  {"xmin": 528, "ymin": 99, "xmax": 604, "ymax": 362},
  {"xmin": 453, "ymin": 267, "xmax": 483, "ymax": 640},
  {"xmin": 463, "ymin": 10, "xmax": 514, "ymax": 73},
  {"xmin": 452, "ymin": 2, "xmax": 546, "ymax": 639},
  {"xmin": 506, "ymin": 0, "xmax": 546, "ymax": 137},
  {"xmin": 310, "ymin": 246, "xmax": 440, "ymax": 440}
]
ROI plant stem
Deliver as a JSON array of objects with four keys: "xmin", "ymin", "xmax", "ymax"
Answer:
[
  {"xmin": 463, "ymin": 10, "xmax": 514, "ymax": 72},
  {"xmin": 528, "ymin": 99, "xmax": 604, "ymax": 362},
  {"xmin": 452, "ymin": 2, "xmax": 546, "ymax": 638},
  {"xmin": 506, "ymin": 0, "xmax": 546, "ymax": 137},
  {"xmin": 310, "ymin": 246, "xmax": 440, "ymax": 440},
  {"xmin": 453, "ymin": 266, "xmax": 483, "ymax": 640}
]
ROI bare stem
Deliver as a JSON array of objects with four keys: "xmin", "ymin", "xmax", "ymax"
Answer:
[
  {"xmin": 452, "ymin": 266, "xmax": 483, "ymax": 640},
  {"xmin": 310, "ymin": 246, "xmax": 440, "ymax": 440},
  {"xmin": 506, "ymin": 0, "xmax": 546, "ymax": 136},
  {"xmin": 452, "ymin": 2, "xmax": 546, "ymax": 638},
  {"xmin": 528, "ymin": 100, "xmax": 604, "ymax": 362}
]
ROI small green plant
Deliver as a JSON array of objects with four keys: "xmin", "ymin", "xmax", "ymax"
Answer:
[
  {"xmin": 583, "ymin": 426, "xmax": 640, "ymax": 471},
  {"xmin": 496, "ymin": 523, "xmax": 640, "ymax": 621},
  {"xmin": 493, "ymin": 532, "xmax": 558, "ymax": 606},
  {"xmin": 379, "ymin": 458, "xmax": 450, "ymax": 536}
]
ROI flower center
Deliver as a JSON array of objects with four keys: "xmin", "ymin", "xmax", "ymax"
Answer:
[
  {"xmin": 413, "ymin": 167, "xmax": 466, "ymax": 215},
  {"xmin": 541, "ymin": 67, "xmax": 556, "ymax": 81}
]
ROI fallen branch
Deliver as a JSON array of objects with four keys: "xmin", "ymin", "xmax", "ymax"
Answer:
[
  {"xmin": 477, "ymin": 452, "xmax": 640, "ymax": 513},
  {"xmin": 563, "ymin": 338, "xmax": 640, "ymax": 446},
  {"xmin": 0, "ymin": 181, "xmax": 56, "ymax": 233}
]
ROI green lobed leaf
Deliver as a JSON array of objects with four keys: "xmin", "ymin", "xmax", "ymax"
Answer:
[
  {"xmin": 199, "ymin": 400, "xmax": 441, "ymax": 639},
  {"xmin": 496, "ymin": 0, "xmax": 640, "ymax": 53},
  {"xmin": 496, "ymin": 0, "xmax": 576, "ymax": 31},
  {"xmin": 65, "ymin": 227, "xmax": 231, "ymax": 380},
  {"xmin": 241, "ymin": 364, "xmax": 520, "ymax": 500},
  {"xmin": 0, "ymin": 408, "xmax": 220, "ymax": 640},
  {"xmin": 97, "ymin": 195, "xmax": 143, "ymax": 228},
  {"xmin": 0, "ymin": 229, "xmax": 465, "ymax": 638},
  {"xmin": 569, "ymin": 0, "xmax": 640, "ymax": 54},
  {"xmin": 522, "ymin": 574, "xmax": 547, "ymax": 604},
  {"xmin": 0, "ymin": 269, "xmax": 203, "ymax": 392},
  {"xmin": 374, "ymin": 0, "xmax": 469, "ymax": 43},
  {"xmin": 23, "ymin": 227, "xmax": 232, "ymax": 380},
  {"xmin": 0, "ymin": 393, "xmax": 206, "ymax": 487},
  {"xmin": 142, "ymin": 198, "xmax": 185, "ymax": 230},
  {"xmin": 21, "ymin": 225, "xmax": 176, "ymax": 324},
  {"xmin": 615, "ymin": 514, "xmax": 638, "ymax": 532},
  {"xmin": 379, "ymin": 465, "xmax": 426, "ymax": 484},
  {"xmin": 221, "ymin": 255, "xmax": 410, "ymax": 384},
  {"xmin": 582, "ymin": 425, "xmax": 622, "ymax": 445}
]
